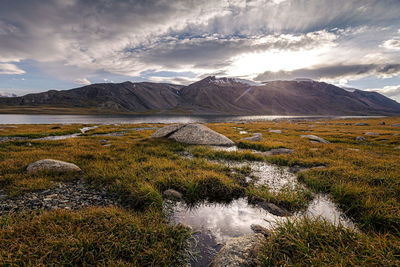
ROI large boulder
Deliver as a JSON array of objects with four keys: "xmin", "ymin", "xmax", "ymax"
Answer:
[
  {"xmin": 300, "ymin": 135, "xmax": 330, "ymax": 144},
  {"xmin": 210, "ymin": 233, "xmax": 264, "ymax": 267},
  {"xmin": 152, "ymin": 124, "xmax": 235, "ymax": 146},
  {"xmin": 150, "ymin": 124, "xmax": 185, "ymax": 138},
  {"xmin": 27, "ymin": 159, "xmax": 82, "ymax": 174}
]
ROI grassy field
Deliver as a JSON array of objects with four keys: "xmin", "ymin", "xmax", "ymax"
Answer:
[{"xmin": 0, "ymin": 117, "xmax": 399, "ymax": 265}]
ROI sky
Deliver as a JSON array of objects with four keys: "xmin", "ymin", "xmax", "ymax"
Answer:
[{"xmin": 0, "ymin": 0, "xmax": 400, "ymax": 101}]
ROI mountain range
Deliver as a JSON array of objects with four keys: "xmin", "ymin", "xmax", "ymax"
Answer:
[{"xmin": 1, "ymin": 76, "xmax": 400, "ymax": 115}]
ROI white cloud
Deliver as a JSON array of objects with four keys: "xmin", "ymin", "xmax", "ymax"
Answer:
[
  {"xmin": 0, "ymin": 63, "xmax": 25, "ymax": 74},
  {"xmin": 381, "ymin": 39, "xmax": 400, "ymax": 50},
  {"xmin": 74, "ymin": 77, "xmax": 91, "ymax": 85}
]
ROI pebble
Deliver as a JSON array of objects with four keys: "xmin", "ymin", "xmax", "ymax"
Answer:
[{"xmin": 0, "ymin": 180, "xmax": 119, "ymax": 215}]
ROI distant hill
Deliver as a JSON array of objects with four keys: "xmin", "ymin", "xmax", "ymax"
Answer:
[{"xmin": 1, "ymin": 77, "xmax": 400, "ymax": 115}]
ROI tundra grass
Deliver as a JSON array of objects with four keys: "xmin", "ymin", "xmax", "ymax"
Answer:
[
  {"xmin": 0, "ymin": 206, "xmax": 192, "ymax": 266},
  {"xmin": 259, "ymin": 218, "xmax": 400, "ymax": 266},
  {"xmin": 0, "ymin": 117, "xmax": 399, "ymax": 265}
]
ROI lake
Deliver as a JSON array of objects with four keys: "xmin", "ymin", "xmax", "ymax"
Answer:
[{"xmin": 0, "ymin": 114, "xmax": 384, "ymax": 124}]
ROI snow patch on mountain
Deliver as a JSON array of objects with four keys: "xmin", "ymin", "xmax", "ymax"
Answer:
[{"xmin": 210, "ymin": 77, "xmax": 263, "ymax": 86}]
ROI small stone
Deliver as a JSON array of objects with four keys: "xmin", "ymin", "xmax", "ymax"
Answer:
[
  {"xmin": 250, "ymin": 224, "xmax": 270, "ymax": 237},
  {"xmin": 300, "ymin": 135, "xmax": 330, "ymax": 144},
  {"xmin": 26, "ymin": 159, "xmax": 82, "ymax": 174},
  {"xmin": 241, "ymin": 133, "xmax": 263, "ymax": 142},
  {"xmin": 210, "ymin": 234, "xmax": 264, "ymax": 267},
  {"xmin": 268, "ymin": 129, "xmax": 282, "ymax": 134},
  {"xmin": 163, "ymin": 189, "xmax": 183, "ymax": 199},
  {"xmin": 356, "ymin": 136, "xmax": 366, "ymax": 141},
  {"xmin": 348, "ymin": 148, "xmax": 360, "ymax": 152},
  {"xmin": 258, "ymin": 202, "xmax": 290, "ymax": 216}
]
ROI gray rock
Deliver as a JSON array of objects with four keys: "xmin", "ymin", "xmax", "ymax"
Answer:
[
  {"xmin": 26, "ymin": 159, "xmax": 82, "ymax": 174},
  {"xmin": 268, "ymin": 129, "xmax": 282, "ymax": 134},
  {"xmin": 168, "ymin": 124, "xmax": 235, "ymax": 146},
  {"xmin": 258, "ymin": 202, "xmax": 290, "ymax": 216},
  {"xmin": 210, "ymin": 233, "xmax": 264, "ymax": 267},
  {"xmin": 356, "ymin": 136, "xmax": 366, "ymax": 141},
  {"xmin": 163, "ymin": 189, "xmax": 183, "ymax": 199},
  {"xmin": 300, "ymin": 135, "xmax": 330, "ymax": 144},
  {"xmin": 241, "ymin": 133, "xmax": 263, "ymax": 142},
  {"xmin": 365, "ymin": 132, "xmax": 379, "ymax": 136},
  {"xmin": 150, "ymin": 124, "xmax": 185, "ymax": 138},
  {"xmin": 255, "ymin": 148, "xmax": 294, "ymax": 156},
  {"xmin": 250, "ymin": 224, "xmax": 270, "ymax": 237},
  {"xmin": 354, "ymin": 123, "xmax": 369, "ymax": 126},
  {"xmin": 348, "ymin": 148, "xmax": 360, "ymax": 151}
]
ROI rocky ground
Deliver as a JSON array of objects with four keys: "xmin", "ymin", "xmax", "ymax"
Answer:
[{"xmin": 0, "ymin": 179, "xmax": 119, "ymax": 215}]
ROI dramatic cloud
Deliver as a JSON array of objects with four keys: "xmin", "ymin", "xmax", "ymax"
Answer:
[
  {"xmin": 0, "ymin": 63, "xmax": 25, "ymax": 75},
  {"xmin": 0, "ymin": 0, "xmax": 399, "ymax": 100}
]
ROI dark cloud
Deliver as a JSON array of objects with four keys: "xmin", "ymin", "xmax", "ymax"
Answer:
[{"xmin": 255, "ymin": 64, "xmax": 400, "ymax": 81}]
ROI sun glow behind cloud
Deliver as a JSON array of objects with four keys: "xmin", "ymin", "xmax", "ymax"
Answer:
[{"xmin": 228, "ymin": 46, "xmax": 332, "ymax": 78}]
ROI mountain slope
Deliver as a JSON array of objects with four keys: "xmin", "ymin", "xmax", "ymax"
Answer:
[
  {"xmin": 1, "ymin": 77, "xmax": 400, "ymax": 115},
  {"xmin": 180, "ymin": 77, "xmax": 400, "ymax": 115},
  {"xmin": 0, "ymin": 82, "xmax": 183, "ymax": 112}
]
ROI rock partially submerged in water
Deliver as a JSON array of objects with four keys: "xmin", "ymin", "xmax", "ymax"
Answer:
[
  {"xmin": 301, "ymin": 135, "xmax": 330, "ymax": 144},
  {"xmin": 152, "ymin": 124, "xmax": 235, "ymax": 146},
  {"xmin": 210, "ymin": 233, "xmax": 264, "ymax": 267},
  {"xmin": 241, "ymin": 133, "xmax": 263, "ymax": 142},
  {"xmin": 26, "ymin": 159, "xmax": 82, "ymax": 174},
  {"xmin": 250, "ymin": 224, "xmax": 270, "ymax": 237},
  {"xmin": 163, "ymin": 189, "xmax": 183, "ymax": 199},
  {"xmin": 258, "ymin": 202, "xmax": 291, "ymax": 216}
]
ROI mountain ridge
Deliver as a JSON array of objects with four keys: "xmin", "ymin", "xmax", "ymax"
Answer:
[{"xmin": 1, "ymin": 76, "xmax": 399, "ymax": 115}]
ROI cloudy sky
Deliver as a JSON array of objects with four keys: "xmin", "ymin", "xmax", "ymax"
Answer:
[{"xmin": 1, "ymin": 0, "xmax": 400, "ymax": 101}]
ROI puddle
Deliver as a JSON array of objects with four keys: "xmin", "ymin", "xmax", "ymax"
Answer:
[
  {"xmin": 173, "ymin": 150, "xmax": 356, "ymax": 266},
  {"xmin": 37, "ymin": 126, "xmax": 98, "ymax": 141},
  {"xmin": 169, "ymin": 198, "xmax": 284, "ymax": 266},
  {"xmin": 92, "ymin": 131, "xmax": 126, "ymax": 137},
  {"xmin": 123, "ymin": 127, "xmax": 159, "ymax": 131},
  {"xmin": 302, "ymin": 194, "xmax": 355, "ymax": 228}
]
